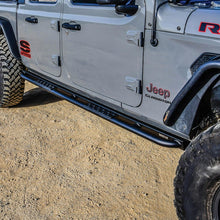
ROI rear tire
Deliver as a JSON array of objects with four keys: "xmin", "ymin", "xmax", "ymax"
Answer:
[
  {"xmin": 174, "ymin": 123, "xmax": 220, "ymax": 220},
  {"xmin": 0, "ymin": 34, "xmax": 24, "ymax": 107}
]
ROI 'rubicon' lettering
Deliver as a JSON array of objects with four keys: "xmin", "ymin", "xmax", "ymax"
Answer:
[
  {"xmin": 146, "ymin": 83, "xmax": 170, "ymax": 99},
  {"xmin": 199, "ymin": 22, "xmax": 220, "ymax": 35}
]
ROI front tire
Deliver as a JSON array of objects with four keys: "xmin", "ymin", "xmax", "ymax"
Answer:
[
  {"xmin": 174, "ymin": 123, "xmax": 220, "ymax": 220},
  {"xmin": 0, "ymin": 34, "xmax": 24, "ymax": 107}
]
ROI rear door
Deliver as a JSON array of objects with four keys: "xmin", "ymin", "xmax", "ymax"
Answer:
[
  {"xmin": 17, "ymin": 0, "xmax": 61, "ymax": 77},
  {"xmin": 61, "ymin": 0, "xmax": 145, "ymax": 107}
]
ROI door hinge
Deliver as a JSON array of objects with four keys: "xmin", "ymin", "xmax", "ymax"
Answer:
[
  {"xmin": 52, "ymin": 55, "xmax": 61, "ymax": 66},
  {"xmin": 125, "ymin": 77, "xmax": 142, "ymax": 94},
  {"xmin": 140, "ymin": 32, "xmax": 144, "ymax": 47},
  {"xmin": 137, "ymin": 79, "xmax": 142, "ymax": 94},
  {"xmin": 57, "ymin": 21, "xmax": 60, "ymax": 32},
  {"xmin": 50, "ymin": 20, "xmax": 61, "ymax": 32},
  {"xmin": 58, "ymin": 56, "xmax": 61, "ymax": 66}
]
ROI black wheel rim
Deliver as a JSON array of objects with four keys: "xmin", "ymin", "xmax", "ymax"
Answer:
[{"xmin": 213, "ymin": 186, "xmax": 220, "ymax": 220}]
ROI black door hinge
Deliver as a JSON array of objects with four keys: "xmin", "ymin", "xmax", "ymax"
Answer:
[
  {"xmin": 138, "ymin": 80, "xmax": 142, "ymax": 94},
  {"xmin": 125, "ymin": 77, "xmax": 142, "ymax": 94},
  {"xmin": 57, "ymin": 21, "xmax": 60, "ymax": 32},
  {"xmin": 58, "ymin": 56, "xmax": 61, "ymax": 66},
  {"xmin": 140, "ymin": 32, "xmax": 144, "ymax": 47}
]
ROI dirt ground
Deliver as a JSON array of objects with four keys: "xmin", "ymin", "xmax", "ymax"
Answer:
[{"xmin": 0, "ymin": 82, "xmax": 183, "ymax": 220}]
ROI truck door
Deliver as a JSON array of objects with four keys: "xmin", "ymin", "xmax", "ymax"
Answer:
[
  {"xmin": 61, "ymin": 0, "xmax": 145, "ymax": 107},
  {"xmin": 17, "ymin": 0, "xmax": 61, "ymax": 77}
]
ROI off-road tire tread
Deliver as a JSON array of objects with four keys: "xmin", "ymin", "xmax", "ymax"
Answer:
[
  {"xmin": 0, "ymin": 34, "xmax": 24, "ymax": 107},
  {"xmin": 174, "ymin": 123, "xmax": 220, "ymax": 219}
]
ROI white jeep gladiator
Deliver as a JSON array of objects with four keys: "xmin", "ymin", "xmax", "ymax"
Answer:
[{"xmin": 0, "ymin": 0, "xmax": 220, "ymax": 218}]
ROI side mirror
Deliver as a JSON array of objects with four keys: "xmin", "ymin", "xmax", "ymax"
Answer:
[
  {"xmin": 96, "ymin": 0, "xmax": 138, "ymax": 16},
  {"xmin": 115, "ymin": 4, "xmax": 138, "ymax": 16}
]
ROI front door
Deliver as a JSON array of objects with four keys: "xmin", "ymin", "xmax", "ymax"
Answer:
[
  {"xmin": 17, "ymin": 0, "xmax": 61, "ymax": 77},
  {"xmin": 62, "ymin": 0, "xmax": 145, "ymax": 107}
]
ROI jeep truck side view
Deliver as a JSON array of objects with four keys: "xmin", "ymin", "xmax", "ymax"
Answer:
[{"xmin": 0, "ymin": 0, "xmax": 220, "ymax": 218}]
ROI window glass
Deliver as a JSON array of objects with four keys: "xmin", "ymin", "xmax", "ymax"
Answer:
[
  {"xmin": 72, "ymin": 0, "xmax": 97, "ymax": 4},
  {"xmin": 30, "ymin": 0, "xmax": 57, "ymax": 3},
  {"xmin": 0, "ymin": 0, "xmax": 16, "ymax": 2}
]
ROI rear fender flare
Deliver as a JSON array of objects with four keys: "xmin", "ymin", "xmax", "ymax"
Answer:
[{"xmin": 0, "ymin": 17, "xmax": 20, "ymax": 60}]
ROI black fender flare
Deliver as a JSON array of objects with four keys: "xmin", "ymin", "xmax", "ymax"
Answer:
[
  {"xmin": 0, "ymin": 17, "xmax": 21, "ymax": 60},
  {"xmin": 163, "ymin": 61, "xmax": 220, "ymax": 126}
]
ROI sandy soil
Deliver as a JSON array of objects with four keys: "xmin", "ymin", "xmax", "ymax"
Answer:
[{"xmin": 0, "ymin": 82, "xmax": 183, "ymax": 220}]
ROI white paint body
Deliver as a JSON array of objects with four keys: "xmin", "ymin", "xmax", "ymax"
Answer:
[{"xmin": 0, "ymin": 0, "xmax": 219, "ymax": 138}]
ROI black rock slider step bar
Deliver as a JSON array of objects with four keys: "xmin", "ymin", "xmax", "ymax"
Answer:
[{"xmin": 21, "ymin": 70, "xmax": 187, "ymax": 148}]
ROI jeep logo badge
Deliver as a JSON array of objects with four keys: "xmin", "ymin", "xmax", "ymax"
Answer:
[{"xmin": 146, "ymin": 83, "xmax": 170, "ymax": 99}]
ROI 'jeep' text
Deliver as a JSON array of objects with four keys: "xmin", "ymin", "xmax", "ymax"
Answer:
[{"xmin": 146, "ymin": 83, "xmax": 170, "ymax": 99}]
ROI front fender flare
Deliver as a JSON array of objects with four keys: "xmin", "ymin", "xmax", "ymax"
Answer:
[
  {"xmin": 0, "ymin": 17, "xmax": 20, "ymax": 60},
  {"xmin": 163, "ymin": 61, "xmax": 220, "ymax": 126}
]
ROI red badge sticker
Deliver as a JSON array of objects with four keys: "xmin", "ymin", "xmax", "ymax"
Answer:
[
  {"xmin": 20, "ymin": 40, "xmax": 31, "ymax": 58},
  {"xmin": 199, "ymin": 22, "xmax": 220, "ymax": 35}
]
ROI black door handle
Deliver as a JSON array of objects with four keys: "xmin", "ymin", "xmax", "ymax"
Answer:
[
  {"xmin": 25, "ymin": 17, "xmax": 38, "ymax": 24},
  {"xmin": 62, "ymin": 23, "xmax": 81, "ymax": 31}
]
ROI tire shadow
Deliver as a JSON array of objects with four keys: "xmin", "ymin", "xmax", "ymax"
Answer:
[{"xmin": 16, "ymin": 87, "xmax": 62, "ymax": 108}]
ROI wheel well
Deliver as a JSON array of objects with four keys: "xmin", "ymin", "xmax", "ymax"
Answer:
[
  {"xmin": 0, "ymin": 18, "xmax": 20, "ymax": 60},
  {"xmin": 190, "ymin": 78, "xmax": 220, "ymax": 138},
  {"xmin": 164, "ymin": 61, "xmax": 220, "ymax": 127}
]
